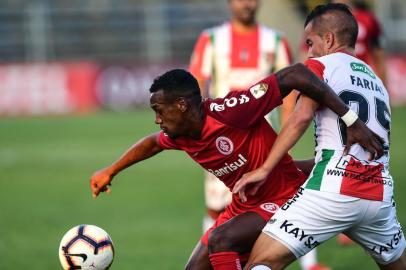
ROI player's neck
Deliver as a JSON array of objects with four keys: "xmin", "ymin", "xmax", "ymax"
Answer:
[
  {"xmin": 231, "ymin": 19, "xmax": 257, "ymax": 34},
  {"xmin": 186, "ymin": 105, "xmax": 205, "ymax": 140},
  {"xmin": 331, "ymin": 45, "xmax": 355, "ymax": 56}
]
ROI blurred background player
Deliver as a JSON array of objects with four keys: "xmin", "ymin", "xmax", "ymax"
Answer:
[
  {"xmin": 189, "ymin": 1, "xmax": 327, "ymax": 270},
  {"xmin": 333, "ymin": 0, "xmax": 386, "ymax": 84},
  {"xmin": 299, "ymin": 0, "xmax": 386, "ymax": 85}
]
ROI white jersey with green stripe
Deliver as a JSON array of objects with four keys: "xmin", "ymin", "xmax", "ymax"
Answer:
[
  {"xmin": 189, "ymin": 22, "xmax": 293, "ymax": 131},
  {"xmin": 304, "ymin": 52, "xmax": 392, "ymax": 202}
]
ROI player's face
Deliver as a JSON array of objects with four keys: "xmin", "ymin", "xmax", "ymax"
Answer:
[
  {"xmin": 304, "ymin": 22, "xmax": 326, "ymax": 58},
  {"xmin": 229, "ymin": 0, "xmax": 258, "ymax": 25},
  {"xmin": 150, "ymin": 90, "xmax": 185, "ymax": 139}
]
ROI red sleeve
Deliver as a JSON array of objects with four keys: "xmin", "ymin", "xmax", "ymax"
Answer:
[
  {"xmin": 304, "ymin": 58, "xmax": 325, "ymax": 80},
  {"xmin": 205, "ymin": 74, "xmax": 282, "ymax": 129},
  {"xmin": 189, "ymin": 32, "xmax": 211, "ymax": 80},
  {"xmin": 158, "ymin": 131, "xmax": 179, "ymax": 150}
]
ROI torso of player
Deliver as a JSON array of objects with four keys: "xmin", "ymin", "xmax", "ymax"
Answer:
[
  {"xmin": 306, "ymin": 52, "xmax": 392, "ymax": 201},
  {"xmin": 191, "ymin": 22, "xmax": 291, "ymax": 97},
  {"xmin": 158, "ymin": 78, "xmax": 305, "ymax": 206},
  {"xmin": 165, "ymin": 110, "xmax": 302, "ymax": 205}
]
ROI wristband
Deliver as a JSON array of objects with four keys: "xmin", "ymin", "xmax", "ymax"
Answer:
[{"xmin": 341, "ymin": 109, "xmax": 358, "ymax": 127}]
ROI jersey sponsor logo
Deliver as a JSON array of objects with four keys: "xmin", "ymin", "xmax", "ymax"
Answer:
[
  {"xmin": 249, "ymin": 83, "xmax": 268, "ymax": 99},
  {"xmin": 329, "ymin": 156, "xmax": 389, "ymax": 201},
  {"xmin": 209, "ymin": 95, "xmax": 250, "ymax": 112},
  {"xmin": 326, "ymin": 169, "xmax": 392, "ymax": 186},
  {"xmin": 333, "ymin": 156, "xmax": 392, "ymax": 186},
  {"xmin": 350, "ymin": 62, "xmax": 376, "ymax": 79},
  {"xmin": 215, "ymin": 136, "xmax": 234, "ymax": 155},
  {"xmin": 279, "ymin": 219, "xmax": 320, "ymax": 249},
  {"xmin": 260, "ymin": 202, "xmax": 279, "ymax": 213},
  {"xmin": 370, "ymin": 228, "xmax": 403, "ymax": 255},
  {"xmin": 207, "ymin": 154, "xmax": 247, "ymax": 178}
]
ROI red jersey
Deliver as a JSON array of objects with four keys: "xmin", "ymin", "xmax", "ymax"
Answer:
[{"xmin": 158, "ymin": 75, "xmax": 305, "ymax": 212}]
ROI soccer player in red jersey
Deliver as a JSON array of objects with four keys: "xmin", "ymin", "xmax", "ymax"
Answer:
[
  {"xmin": 90, "ymin": 65, "xmax": 383, "ymax": 270},
  {"xmin": 190, "ymin": 0, "xmax": 296, "ymax": 232}
]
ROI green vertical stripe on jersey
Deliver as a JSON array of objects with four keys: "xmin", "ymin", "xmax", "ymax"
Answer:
[
  {"xmin": 306, "ymin": 149, "xmax": 335, "ymax": 190},
  {"xmin": 271, "ymin": 34, "xmax": 281, "ymax": 73}
]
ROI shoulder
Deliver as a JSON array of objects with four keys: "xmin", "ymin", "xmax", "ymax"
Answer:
[
  {"xmin": 203, "ymin": 22, "xmax": 230, "ymax": 37},
  {"xmin": 258, "ymin": 24, "xmax": 281, "ymax": 34},
  {"xmin": 304, "ymin": 58, "xmax": 326, "ymax": 79},
  {"xmin": 258, "ymin": 24, "xmax": 285, "ymax": 39}
]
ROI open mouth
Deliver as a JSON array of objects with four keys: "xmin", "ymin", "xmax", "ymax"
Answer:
[{"xmin": 161, "ymin": 126, "xmax": 168, "ymax": 134}]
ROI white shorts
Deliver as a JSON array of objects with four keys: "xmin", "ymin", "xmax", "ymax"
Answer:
[
  {"xmin": 204, "ymin": 172, "xmax": 232, "ymax": 211},
  {"xmin": 263, "ymin": 187, "xmax": 405, "ymax": 265}
]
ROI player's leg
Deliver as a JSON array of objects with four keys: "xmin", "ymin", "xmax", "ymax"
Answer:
[
  {"xmin": 203, "ymin": 173, "xmax": 232, "ymax": 232},
  {"xmin": 246, "ymin": 232, "xmax": 296, "ymax": 270},
  {"xmin": 246, "ymin": 188, "xmax": 358, "ymax": 270},
  {"xmin": 377, "ymin": 250, "xmax": 406, "ymax": 270},
  {"xmin": 208, "ymin": 211, "xmax": 267, "ymax": 269},
  {"xmin": 185, "ymin": 240, "xmax": 212, "ymax": 270}
]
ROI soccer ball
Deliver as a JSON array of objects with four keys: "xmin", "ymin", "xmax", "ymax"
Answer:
[{"xmin": 59, "ymin": 225, "xmax": 114, "ymax": 270}]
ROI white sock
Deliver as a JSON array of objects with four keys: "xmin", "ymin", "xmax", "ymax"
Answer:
[
  {"xmin": 202, "ymin": 214, "xmax": 216, "ymax": 233},
  {"xmin": 299, "ymin": 248, "xmax": 318, "ymax": 270}
]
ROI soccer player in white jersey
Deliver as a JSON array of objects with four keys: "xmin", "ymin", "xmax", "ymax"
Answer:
[
  {"xmin": 189, "ymin": 1, "xmax": 327, "ymax": 269},
  {"xmin": 233, "ymin": 3, "xmax": 406, "ymax": 270}
]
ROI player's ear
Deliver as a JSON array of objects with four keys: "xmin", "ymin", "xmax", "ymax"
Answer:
[
  {"xmin": 176, "ymin": 97, "xmax": 188, "ymax": 112},
  {"xmin": 325, "ymin": 31, "xmax": 334, "ymax": 49}
]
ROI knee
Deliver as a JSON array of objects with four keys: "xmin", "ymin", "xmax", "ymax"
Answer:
[{"xmin": 208, "ymin": 226, "xmax": 234, "ymax": 253}]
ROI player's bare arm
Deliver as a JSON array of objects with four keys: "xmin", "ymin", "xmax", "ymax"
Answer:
[
  {"xmin": 90, "ymin": 133, "xmax": 163, "ymax": 198},
  {"xmin": 233, "ymin": 96, "xmax": 317, "ymax": 202}
]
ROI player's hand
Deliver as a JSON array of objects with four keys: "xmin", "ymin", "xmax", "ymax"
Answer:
[
  {"xmin": 344, "ymin": 119, "xmax": 384, "ymax": 160},
  {"xmin": 90, "ymin": 168, "xmax": 114, "ymax": 198},
  {"xmin": 232, "ymin": 167, "xmax": 270, "ymax": 203}
]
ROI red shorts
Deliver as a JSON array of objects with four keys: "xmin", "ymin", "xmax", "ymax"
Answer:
[{"xmin": 201, "ymin": 199, "xmax": 285, "ymax": 246}]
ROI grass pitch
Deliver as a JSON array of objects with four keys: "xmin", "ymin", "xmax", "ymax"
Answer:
[{"xmin": 0, "ymin": 107, "xmax": 405, "ymax": 269}]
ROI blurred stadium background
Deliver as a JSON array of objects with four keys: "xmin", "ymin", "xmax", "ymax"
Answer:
[{"xmin": 0, "ymin": 0, "xmax": 405, "ymax": 269}]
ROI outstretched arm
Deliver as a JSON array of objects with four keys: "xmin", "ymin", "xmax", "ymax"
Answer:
[
  {"xmin": 277, "ymin": 63, "xmax": 347, "ymax": 116},
  {"xmin": 232, "ymin": 96, "xmax": 317, "ymax": 202},
  {"xmin": 90, "ymin": 133, "xmax": 163, "ymax": 198}
]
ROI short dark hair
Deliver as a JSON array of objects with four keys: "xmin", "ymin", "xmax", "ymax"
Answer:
[
  {"xmin": 304, "ymin": 3, "xmax": 358, "ymax": 48},
  {"xmin": 149, "ymin": 69, "xmax": 202, "ymax": 104}
]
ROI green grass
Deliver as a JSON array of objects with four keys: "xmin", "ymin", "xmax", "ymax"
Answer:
[{"xmin": 0, "ymin": 107, "xmax": 405, "ymax": 269}]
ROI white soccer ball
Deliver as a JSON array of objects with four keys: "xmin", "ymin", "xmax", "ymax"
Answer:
[{"xmin": 59, "ymin": 225, "xmax": 114, "ymax": 270}]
